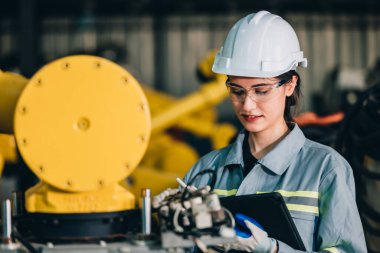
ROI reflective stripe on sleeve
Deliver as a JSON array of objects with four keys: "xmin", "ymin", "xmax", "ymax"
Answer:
[
  {"xmin": 286, "ymin": 204, "xmax": 319, "ymax": 214},
  {"xmin": 323, "ymin": 247, "xmax": 339, "ymax": 253},
  {"xmin": 213, "ymin": 189, "xmax": 238, "ymax": 196},
  {"xmin": 257, "ymin": 190, "xmax": 319, "ymax": 198},
  {"xmin": 272, "ymin": 190, "xmax": 319, "ymax": 198},
  {"xmin": 257, "ymin": 190, "xmax": 319, "ymax": 215}
]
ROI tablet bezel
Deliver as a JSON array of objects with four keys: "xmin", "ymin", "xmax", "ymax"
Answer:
[{"xmin": 219, "ymin": 192, "xmax": 306, "ymax": 250}]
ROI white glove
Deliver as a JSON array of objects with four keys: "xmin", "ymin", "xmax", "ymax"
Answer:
[
  {"xmin": 230, "ymin": 220, "xmax": 277, "ymax": 253},
  {"xmin": 152, "ymin": 188, "xmax": 179, "ymax": 208}
]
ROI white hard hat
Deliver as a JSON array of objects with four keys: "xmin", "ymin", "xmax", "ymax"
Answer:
[{"xmin": 212, "ymin": 10, "xmax": 307, "ymax": 78}]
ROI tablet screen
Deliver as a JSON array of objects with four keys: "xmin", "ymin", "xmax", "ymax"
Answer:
[{"xmin": 219, "ymin": 192, "xmax": 306, "ymax": 250}]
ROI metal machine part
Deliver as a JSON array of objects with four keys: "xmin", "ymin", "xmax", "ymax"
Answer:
[
  {"xmin": 3, "ymin": 235, "xmax": 234, "ymax": 253},
  {"xmin": 10, "ymin": 193, "xmax": 23, "ymax": 217},
  {"xmin": 14, "ymin": 56, "xmax": 151, "ymax": 213},
  {"xmin": 127, "ymin": 66, "xmax": 236, "ymax": 198},
  {"xmin": 141, "ymin": 188, "xmax": 151, "ymax": 235},
  {"xmin": 1, "ymin": 52, "xmax": 237, "ymax": 203},
  {"xmin": 0, "ymin": 71, "xmax": 29, "ymax": 135},
  {"xmin": 1, "ymin": 199, "xmax": 21, "ymax": 251},
  {"xmin": 13, "ymin": 210, "xmax": 141, "ymax": 242},
  {"xmin": 2, "ymin": 200, "xmax": 12, "ymax": 244},
  {"xmin": 154, "ymin": 184, "xmax": 235, "ymax": 244},
  {"xmin": 21, "ymin": 242, "xmax": 181, "ymax": 253},
  {"xmin": 0, "ymin": 56, "xmax": 152, "ymax": 245},
  {"xmin": 0, "ymin": 55, "xmax": 238, "ymax": 252},
  {"xmin": 4, "ymin": 183, "xmax": 236, "ymax": 253},
  {"xmin": 0, "ymin": 134, "xmax": 17, "ymax": 177}
]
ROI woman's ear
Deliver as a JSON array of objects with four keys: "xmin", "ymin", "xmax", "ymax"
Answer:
[{"xmin": 285, "ymin": 75, "xmax": 298, "ymax": 96}]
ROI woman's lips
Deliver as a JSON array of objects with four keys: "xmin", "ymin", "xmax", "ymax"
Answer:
[{"xmin": 241, "ymin": 114, "xmax": 263, "ymax": 122}]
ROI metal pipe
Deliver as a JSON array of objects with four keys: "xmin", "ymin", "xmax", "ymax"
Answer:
[
  {"xmin": 151, "ymin": 80, "xmax": 228, "ymax": 134},
  {"xmin": 141, "ymin": 188, "xmax": 151, "ymax": 235},
  {"xmin": 12, "ymin": 192, "xmax": 24, "ymax": 216},
  {"xmin": 2, "ymin": 199, "xmax": 12, "ymax": 243}
]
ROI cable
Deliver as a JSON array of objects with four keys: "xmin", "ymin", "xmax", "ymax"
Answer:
[
  {"xmin": 173, "ymin": 205, "xmax": 184, "ymax": 232},
  {"xmin": 189, "ymin": 169, "xmax": 217, "ymax": 191},
  {"xmin": 222, "ymin": 207, "xmax": 235, "ymax": 228},
  {"xmin": 11, "ymin": 231, "xmax": 40, "ymax": 253},
  {"xmin": 181, "ymin": 169, "xmax": 217, "ymax": 206}
]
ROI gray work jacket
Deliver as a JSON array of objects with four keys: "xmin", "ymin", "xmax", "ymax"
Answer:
[{"xmin": 184, "ymin": 124, "xmax": 367, "ymax": 253}]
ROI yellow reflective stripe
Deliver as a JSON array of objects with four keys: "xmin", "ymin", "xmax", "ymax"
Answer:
[
  {"xmin": 286, "ymin": 204, "xmax": 319, "ymax": 214},
  {"xmin": 274, "ymin": 190, "xmax": 319, "ymax": 198},
  {"xmin": 213, "ymin": 189, "xmax": 238, "ymax": 196},
  {"xmin": 324, "ymin": 247, "xmax": 339, "ymax": 253},
  {"xmin": 257, "ymin": 190, "xmax": 319, "ymax": 198},
  {"xmin": 213, "ymin": 189, "xmax": 319, "ymax": 198}
]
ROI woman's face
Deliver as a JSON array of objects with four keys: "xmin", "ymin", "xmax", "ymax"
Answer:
[{"xmin": 228, "ymin": 75, "xmax": 297, "ymax": 134}]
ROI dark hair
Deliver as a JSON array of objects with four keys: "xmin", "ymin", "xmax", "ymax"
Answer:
[{"xmin": 276, "ymin": 70, "xmax": 302, "ymax": 122}]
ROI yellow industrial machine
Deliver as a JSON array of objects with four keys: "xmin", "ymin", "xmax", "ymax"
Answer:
[
  {"xmin": 0, "ymin": 71, "xmax": 28, "ymax": 176},
  {"xmin": 0, "ymin": 134, "xmax": 17, "ymax": 176},
  {"xmin": 127, "ymin": 49, "xmax": 236, "ymax": 197},
  {"xmin": 0, "ymin": 54, "xmax": 238, "ymax": 252},
  {"xmin": 1, "ymin": 52, "xmax": 235, "ymax": 212},
  {"xmin": 129, "ymin": 74, "xmax": 236, "ymax": 197},
  {"xmin": 1, "ymin": 56, "xmax": 151, "ymax": 213}
]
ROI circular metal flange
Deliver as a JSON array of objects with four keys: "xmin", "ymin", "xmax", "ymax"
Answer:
[{"xmin": 14, "ymin": 55, "xmax": 151, "ymax": 192}]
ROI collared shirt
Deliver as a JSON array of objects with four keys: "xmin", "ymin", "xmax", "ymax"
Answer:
[
  {"xmin": 242, "ymin": 132, "xmax": 258, "ymax": 177},
  {"xmin": 183, "ymin": 124, "xmax": 367, "ymax": 253}
]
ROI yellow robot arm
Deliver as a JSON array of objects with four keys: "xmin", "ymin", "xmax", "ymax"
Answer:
[
  {"xmin": 0, "ymin": 134, "xmax": 17, "ymax": 176},
  {"xmin": 1, "ymin": 56, "xmax": 151, "ymax": 213},
  {"xmin": 0, "ymin": 70, "xmax": 28, "ymax": 175}
]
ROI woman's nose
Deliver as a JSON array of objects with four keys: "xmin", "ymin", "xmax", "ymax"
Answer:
[{"xmin": 242, "ymin": 95, "xmax": 257, "ymax": 110}]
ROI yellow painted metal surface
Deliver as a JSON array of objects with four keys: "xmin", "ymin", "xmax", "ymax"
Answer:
[
  {"xmin": 177, "ymin": 119, "xmax": 236, "ymax": 150},
  {"xmin": 26, "ymin": 181, "xmax": 135, "ymax": 213},
  {"xmin": 0, "ymin": 155, "xmax": 3, "ymax": 176},
  {"xmin": 1, "ymin": 52, "xmax": 234, "ymax": 213},
  {"xmin": 144, "ymin": 82, "xmax": 237, "ymax": 149},
  {"xmin": 142, "ymin": 134, "xmax": 199, "ymax": 175},
  {"xmin": 14, "ymin": 55, "xmax": 151, "ymax": 193},
  {"xmin": 0, "ymin": 70, "xmax": 28, "ymax": 134},
  {"xmin": 128, "ymin": 72, "xmax": 236, "ymax": 198},
  {"xmin": 151, "ymin": 79, "xmax": 228, "ymax": 134},
  {"xmin": 0, "ymin": 134, "xmax": 17, "ymax": 162},
  {"xmin": 125, "ymin": 166, "xmax": 181, "ymax": 198},
  {"xmin": 197, "ymin": 49, "xmax": 219, "ymax": 81},
  {"xmin": 0, "ymin": 134, "xmax": 17, "ymax": 176}
]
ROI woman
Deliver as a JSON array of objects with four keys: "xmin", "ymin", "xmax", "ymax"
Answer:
[{"xmin": 183, "ymin": 11, "xmax": 367, "ymax": 253}]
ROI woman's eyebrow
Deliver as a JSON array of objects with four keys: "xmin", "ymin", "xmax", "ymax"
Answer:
[
  {"xmin": 229, "ymin": 82, "xmax": 272, "ymax": 88},
  {"xmin": 227, "ymin": 82, "xmax": 243, "ymax": 88},
  {"xmin": 251, "ymin": 83, "xmax": 272, "ymax": 88}
]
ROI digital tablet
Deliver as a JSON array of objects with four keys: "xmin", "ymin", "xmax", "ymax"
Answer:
[{"xmin": 219, "ymin": 192, "xmax": 306, "ymax": 250}]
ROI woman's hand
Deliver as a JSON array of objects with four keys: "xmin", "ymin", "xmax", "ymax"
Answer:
[{"xmin": 230, "ymin": 219, "xmax": 277, "ymax": 253}]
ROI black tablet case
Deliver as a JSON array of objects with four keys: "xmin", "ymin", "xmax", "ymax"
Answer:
[{"xmin": 219, "ymin": 192, "xmax": 306, "ymax": 251}]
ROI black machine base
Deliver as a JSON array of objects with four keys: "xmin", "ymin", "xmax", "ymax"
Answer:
[{"xmin": 14, "ymin": 209, "xmax": 142, "ymax": 243}]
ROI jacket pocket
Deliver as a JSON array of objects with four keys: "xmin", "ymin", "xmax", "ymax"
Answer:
[{"xmin": 290, "ymin": 212, "xmax": 318, "ymax": 251}]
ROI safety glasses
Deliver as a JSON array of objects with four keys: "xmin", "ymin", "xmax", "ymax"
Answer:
[{"xmin": 225, "ymin": 79, "xmax": 290, "ymax": 103}]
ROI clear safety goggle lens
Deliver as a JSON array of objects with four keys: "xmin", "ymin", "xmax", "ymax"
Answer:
[{"xmin": 225, "ymin": 79, "xmax": 289, "ymax": 103}]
